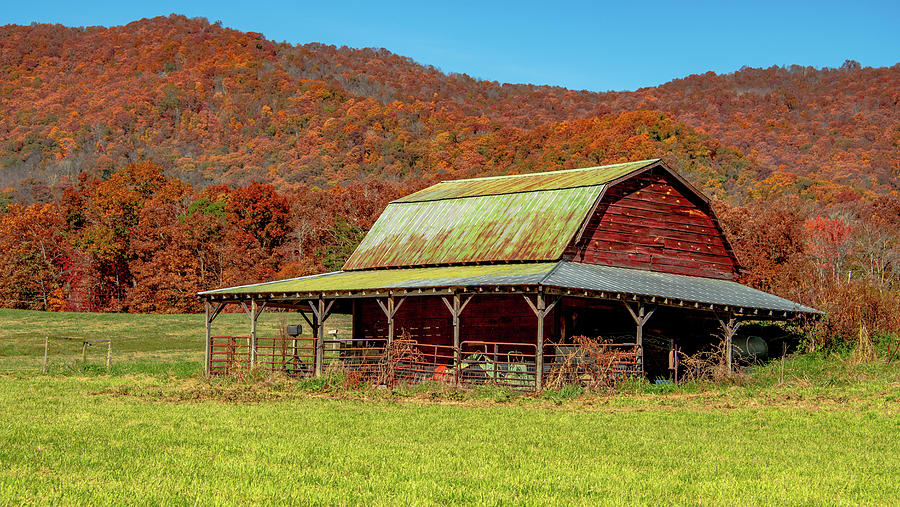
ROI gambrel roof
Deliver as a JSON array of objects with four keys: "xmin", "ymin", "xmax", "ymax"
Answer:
[
  {"xmin": 199, "ymin": 159, "xmax": 819, "ymax": 317},
  {"xmin": 343, "ymin": 159, "xmax": 704, "ymax": 270}
]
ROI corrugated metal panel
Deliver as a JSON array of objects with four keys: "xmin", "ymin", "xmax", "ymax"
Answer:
[
  {"xmin": 545, "ymin": 262, "xmax": 820, "ymax": 313},
  {"xmin": 200, "ymin": 260, "xmax": 819, "ymax": 315},
  {"xmin": 199, "ymin": 263, "xmax": 557, "ymax": 295},
  {"xmin": 342, "ymin": 185, "xmax": 604, "ymax": 270},
  {"xmin": 396, "ymin": 159, "xmax": 658, "ymax": 203}
]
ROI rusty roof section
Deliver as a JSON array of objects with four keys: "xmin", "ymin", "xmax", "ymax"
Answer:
[
  {"xmin": 342, "ymin": 185, "xmax": 604, "ymax": 270},
  {"xmin": 395, "ymin": 159, "xmax": 659, "ymax": 202},
  {"xmin": 199, "ymin": 263, "xmax": 557, "ymax": 294},
  {"xmin": 343, "ymin": 160, "xmax": 661, "ymax": 270}
]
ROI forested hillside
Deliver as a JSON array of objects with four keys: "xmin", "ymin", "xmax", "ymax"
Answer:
[
  {"xmin": 0, "ymin": 15, "xmax": 898, "ymax": 346},
  {"xmin": 3, "ymin": 15, "xmax": 897, "ymax": 201}
]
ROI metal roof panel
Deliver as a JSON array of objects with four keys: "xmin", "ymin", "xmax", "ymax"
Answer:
[
  {"xmin": 200, "ymin": 260, "xmax": 819, "ymax": 315},
  {"xmin": 199, "ymin": 263, "xmax": 557, "ymax": 295},
  {"xmin": 545, "ymin": 261, "xmax": 820, "ymax": 314},
  {"xmin": 395, "ymin": 159, "xmax": 658, "ymax": 203},
  {"xmin": 342, "ymin": 185, "xmax": 604, "ymax": 270}
]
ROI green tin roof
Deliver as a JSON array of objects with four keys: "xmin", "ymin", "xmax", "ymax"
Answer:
[
  {"xmin": 200, "ymin": 263, "xmax": 557, "ymax": 294},
  {"xmin": 343, "ymin": 186, "xmax": 604, "ymax": 270},
  {"xmin": 198, "ymin": 261, "xmax": 820, "ymax": 315},
  {"xmin": 395, "ymin": 159, "xmax": 658, "ymax": 203},
  {"xmin": 342, "ymin": 159, "xmax": 660, "ymax": 270}
]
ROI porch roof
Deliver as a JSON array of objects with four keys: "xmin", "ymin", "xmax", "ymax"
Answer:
[{"xmin": 199, "ymin": 261, "xmax": 820, "ymax": 317}]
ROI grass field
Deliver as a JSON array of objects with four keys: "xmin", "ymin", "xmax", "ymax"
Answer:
[
  {"xmin": 1, "ymin": 309, "xmax": 898, "ymax": 504},
  {"xmin": 0, "ymin": 308, "xmax": 351, "ymax": 375}
]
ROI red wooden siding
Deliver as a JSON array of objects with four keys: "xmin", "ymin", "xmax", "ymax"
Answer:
[
  {"xmin": 352, "ymin": 295, "xmax": 556, "ymax": 351},
  {"xmin": 564, "ymin": 168, "xmax": 737, "ymax": 280},
  {"xmin": 353, "ymin": 297, "xmax": 451, "ymax": 347}
]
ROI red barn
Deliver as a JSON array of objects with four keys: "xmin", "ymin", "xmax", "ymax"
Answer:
[{"xmin": 199, "ymin": 159, "xmax": 818, "ymax": 387}]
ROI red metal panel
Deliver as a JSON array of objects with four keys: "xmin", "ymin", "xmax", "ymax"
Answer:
[{"xmin": 565, "ymin": 168, "xmax": 738, "ymax": 280}]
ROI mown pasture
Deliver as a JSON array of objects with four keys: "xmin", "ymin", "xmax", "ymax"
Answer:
[{"xmin": 0, "ymin": 309, "xmax": 897, "ymax": 504}]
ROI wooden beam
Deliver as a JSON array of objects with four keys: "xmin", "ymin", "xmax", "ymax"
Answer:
[
  {"xmin": 204, "ymin": 301, "xmax": 211, "ymax": 377},
  {"xmin": 207, "ymin": 302, "xmax": 226, "ymax": 324},
  {"xmin": 249, "ymin": 300, "xmax": 258, "ymax": 367},
  {"xmin": 316, "ymin": 297, "xmax": 325, "ymax": 376},
  {"xmin": 376, "ymin": 294, "xmax": 405, "ymax": 347},
  {"xmin": 624, "ymin": 302, "xmax": 656, "ymax": 376},
  {"xmin": 299, "ymin": 311, "xmax": 315, "ymax": 329},
  {"xmin": 442, "ymin": 293, "xmax": 473, "ymax": 384},
  {"xmin": 523, "ymin": 291, "xmax": 560, "ymax": 390},
  {"xmin": 307, "ymin": 297, "xmax": 334, "ymax": 376},
  {"xmin": 387, "ymin": 296, "xmax": 397, "ymax": 346}
]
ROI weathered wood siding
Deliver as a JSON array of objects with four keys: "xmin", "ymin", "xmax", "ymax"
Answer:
[
  {"xmin": 353, "ymin": 295, "xmax": 556, "ymax": 351},
  {"xmin": 565, "ymin": 168, "xmax": 737, "ymax": 279},
  {"xmin": 353, "ymin": 297, "xmax": 451, "ymax": 346}
]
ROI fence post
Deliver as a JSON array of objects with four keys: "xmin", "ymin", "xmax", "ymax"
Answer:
[
  {"xmin": 106, "ymin": 340, "xmax": 112, "ymax": 370},
  {"xmin": 42, "ymin": 336, "xmax": 49, "ymax": 374},
  {"xmin": 81, "ymin": 342, "xmax": 87, "ymax": 363}
]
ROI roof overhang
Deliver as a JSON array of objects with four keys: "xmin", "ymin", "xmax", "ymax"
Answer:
[{"xmin": 199, "ymin": 261, "xmax": 821, "ymax": 320}]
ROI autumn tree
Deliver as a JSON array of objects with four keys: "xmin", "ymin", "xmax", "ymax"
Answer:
[{"xmin": 0, "ymin": 203, "xmax": 68, "ymax": 310}]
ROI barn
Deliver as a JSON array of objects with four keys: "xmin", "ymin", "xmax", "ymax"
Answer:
[{"xmin": 198, "ymin": 159, "xmax": 818, "ymax": 388}]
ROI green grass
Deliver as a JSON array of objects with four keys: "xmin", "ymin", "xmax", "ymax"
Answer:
[
  {"xmin": 0, "ymin": 308, "xmax": 351, "ymax": 375},
  {"xmin": 1, "ymin": 375, "xmax": 898, "ymax": 504},
  {"xmin": 0, "ymin": 309, "xmax": 898, "ymax": 504}
]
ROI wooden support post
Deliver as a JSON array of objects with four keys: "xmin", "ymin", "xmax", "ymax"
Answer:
[
  {"xmin": 204, "ymin": 301, "xmax": 211, "ymax": 377},
  {"xmin": 351, "ymin": 299, "xmax": 358, "ymax": 348},
  {"xmin": 299, "ymin": 308, "xmax": 315, "ymax": 371},
  {"xmin": 312, "ymin": 312, "xmax": 320, "ymax": 375},
  {"xmin": 308, "ymin": 296, "xmax": 335, "ymax": 376},
  {"xmin": 442, "ymin": 293, "xmax": 472, "ymax": 384},
  {"xmin": 250, "ymin": 299, "xmax": 258, "ymax": 368},
  {"xmin": 204, "ymin": 301, "xmax": 226, "ymax": 377},
  {"xmin": 388, "ymin": 296, "xmax": 395, "ymax": 346},
  {"xmin": 81, "ymin": 342, "xmax": 87, "ymax": 363},
  {"xmin": 376, "ymin": 294, "xmax": 405, "ymax": 347},
  {"xmin": 242, "ymin": 300, "xmax": 267, "ymax": 369},
  {"xmin": 317, "ymin": 297, "xmax": 325, "ymax": 375},
  {"xmin": 716, "ymin": 312, "xmax": 742, "ymax": 375},
  {"xmin": 42, "ymin": 336, "xmax": 49, "ymax": 374},
  {"xmin": 106, "ymin": 340, "xmax": 112, "ymax": 370},
  {"xmin": 624, "ymin": 302, "xmax": 656, "ymax": 376},
  {"xmin": 524, "ymin": 291, "xmax": 559, "ymax": 390}
]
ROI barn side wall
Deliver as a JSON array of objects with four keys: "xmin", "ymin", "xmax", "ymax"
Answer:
[
  {"xmin": 564, "ymin": 167, "xmax": 737, "ymax": 279},
  {"xmin": 352, "ymin": 294, "xmax": 557, "ymax": 351}
]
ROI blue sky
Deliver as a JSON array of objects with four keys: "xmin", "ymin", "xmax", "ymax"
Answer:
[{"xmin": 4, "ymin": 1, "xmax": 898, "ymax": 91}]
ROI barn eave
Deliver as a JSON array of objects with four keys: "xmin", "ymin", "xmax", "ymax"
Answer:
[{"xmin": 197, "ymin": 260, "xmax": 820, "ymax": 318}]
